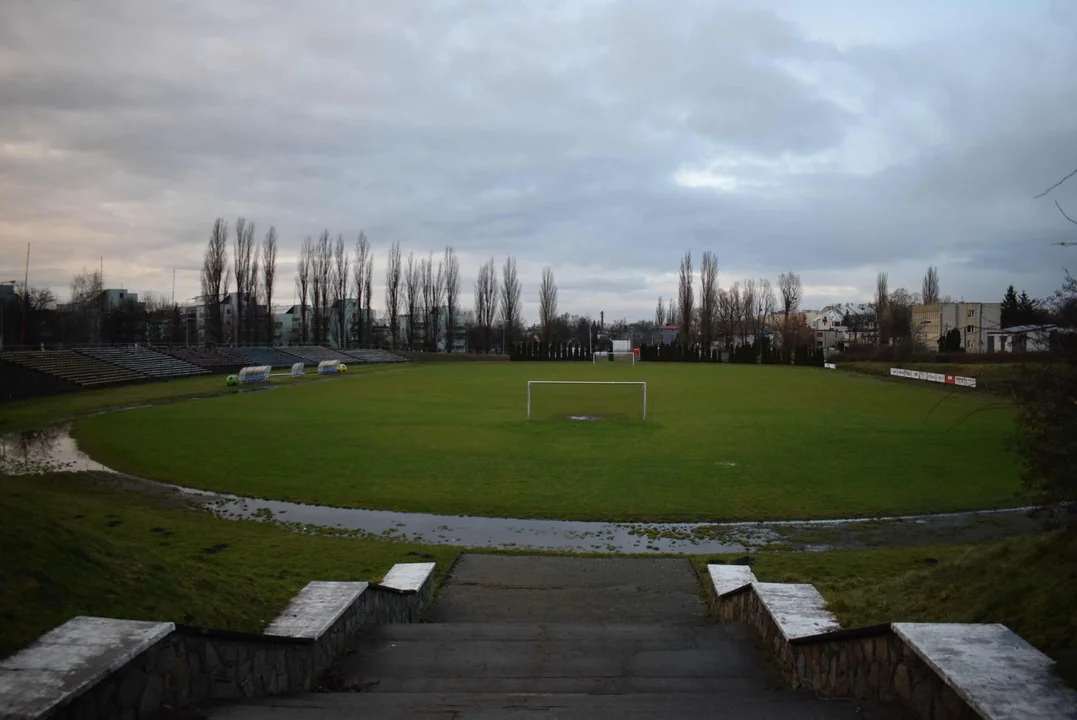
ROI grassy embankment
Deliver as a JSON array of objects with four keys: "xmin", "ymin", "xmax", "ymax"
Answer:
[
  {"xmin": 698, "ymin": 533, "xmax": 1077, "ymax": 686},
  {"xmin": 0, "ymin": 471, "xmax": 458, "ymax": 659}
]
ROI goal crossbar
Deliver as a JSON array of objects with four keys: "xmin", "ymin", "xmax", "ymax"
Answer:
[{"xmin": 526, "ymin": 381, "xmax": 646, "ymax": 421}]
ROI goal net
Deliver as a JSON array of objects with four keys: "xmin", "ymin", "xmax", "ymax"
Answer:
[
  {"xmin": 592, "ymin": 351, "xmax": 637, "ymax": 366},
  {"xmin": 526, "ymin": 381, "xmax": 647, "ymax": 421}
]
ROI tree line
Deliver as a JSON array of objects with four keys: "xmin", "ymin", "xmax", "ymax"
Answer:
[
  {"xmin": 199, "ymin": 217, "xmax": 280, "ymax": 346},
  {"xmin": 205, "ymin": 218, "xmax": 532, "ymax": 351},
  {"xmin": 6, "ymin": 220, "xmax": 1067, "ymax": 353}
]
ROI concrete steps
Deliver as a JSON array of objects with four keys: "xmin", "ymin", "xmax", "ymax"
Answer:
[
  {"xmin": 334, "ymin": 622, "xmax": 769, "ymax": 692},
  {"xmin": 206, "ymin": 555, "xmax": 900, "ymax": 719},
  {"xmin": 211, "ymin": 690, "xmax": 873, "ymax": 719}
]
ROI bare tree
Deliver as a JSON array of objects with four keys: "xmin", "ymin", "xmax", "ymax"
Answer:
[
  {"xmin": 250, "ymin": 240, "xmax": 260, "ymax": 344},
  {"xmin": 921, "ymin": 266, "xmax": 940, "ymax": 305},
  {"xmin": 655, "ymin": 296, "xmax": 665, "ymax": 328},
  {"xmin": 741, "ymin": 278, "xmax": 757, "ymax": 344},
  {"xmin": 201, "ymin": 218, "xmax": 229, "ymax": 345},
  {"xmin": 261, "ymin": 227, "xmax": 277, "ymax": 345},
  {"xmin": 874, "ymin": 271, "xmax": 889, "ymax": 346},
  {"xmin": 352, "ymin": 232, "xmax": 371, "ymax": 345},
  {"xmin": 474, "ymin": 257, "xmax": 499, "ymax": 353},
  {"xmin": 539, "ymin": 266, "xmax": 558, "ymax": 344},
  {"xmin": 296, "ymin": 237, "xmax": 313, "ymax": 344},
  {"xmin": 500, "ymin": 256, "xmax": 521, "ymax": 349},
  {"xmin": 757, "ymin": 279, "xmax": 777, "ymax": 344},
  {"xmin": 666, "ymin": 297, "xmax": 677, "ymax": 327},
  {"xmin": 699, "ymin": 252, "xmax": 719, "ymax": 350},
  {"xmin": 717, "ymin": 285, "xmax": 738, "ymax": 348},
  {"xmin": 318, "ymin": 231, "xmax": 333, "ymax": 345},
  {"xmin": 404, "ymin": 252, "xmax": 420, "ymax": 348},
  {"xmin": 385, "ymin": 241, "xmax": 403, "ymax": 348},
  {"xmin": 363, "ymin": 252, "xmax": 374, "ymax": 345},
  {"xmin": 69, "ymin": 268, "xmax": 105, "ymax": 345},
  {"xmin": 778, "ymin": 271, "xmax": 802, "ymax": 348},
  {"xmin": 889, "ymin": 287, "xmax": 919, "ymax": 343},
  {"xmin": 305, "ymin": 230, "xmax": 333, "ymax": 345},
  {"xmin": 420, "ymin": 252, "xmax": 444, "ymax": 350},
  {"xmin": 677, "ymin": 252, "xmax": 694, "ymax": 346},
  {"xmin": 729, "ymin": 283, "xmax": 744, "ymax": 346},
  {"xmin": 443, "ymin": 246, "xmax": 460, "ymax": 352},
  {"xmin": 309, "ymin": 234, "xmax": 325, "ymax": 344},
  {"xmin": 418, "ymin": 255, "xmax": 435, "ymax": 350},
  {"xmin": 232, "ymin": 218, "xmax": 256, "ymax": 344},
  {"xmin": 331, "ymin": 234, "xmax": 349, "ymax": 347},
  {"xmin": 70, "ymin": 269, "xmax": 104, "ymax": 307}
]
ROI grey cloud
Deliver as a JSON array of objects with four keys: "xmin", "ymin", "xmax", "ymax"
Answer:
[{"xmin": 0, "ymin": 0, "xmax": 1072, "ymax": 318}]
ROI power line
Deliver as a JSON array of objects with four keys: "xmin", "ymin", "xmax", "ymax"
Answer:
[{"xmin": 1035, "ymin": 167, "xmax": 1077, "ymax": 199}]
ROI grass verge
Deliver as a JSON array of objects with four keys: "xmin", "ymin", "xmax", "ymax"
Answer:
[
  {"xmin": 0, "ymin": 471, "xmax": 459, "ymax": 659},
  {"xmin": 839, "ymin": 361, "xmax": 1030, "ymax": 394},
  {"xmin": 697, "ymin": 534, "xmax": 1077, "ymax": 686}
]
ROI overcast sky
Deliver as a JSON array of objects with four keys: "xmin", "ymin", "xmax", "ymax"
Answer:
[{"xmin": 1, "ymin": 0, "xmax": 1075, "ymax": 322}]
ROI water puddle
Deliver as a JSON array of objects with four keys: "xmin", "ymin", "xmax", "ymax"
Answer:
[
  {"xmin": 0, "ymin": 425, "xmax": 1042, "ymax": 555},
  {"xmin": 0, "ymin": 426, "xmax": 111, "ymax": 474}
]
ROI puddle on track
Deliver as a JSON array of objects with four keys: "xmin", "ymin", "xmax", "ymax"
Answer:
[
  {"xmin": 0, "ymin": 425, "xmax": 1042, "ymax": 555},
  {"xmin": 0, "ymin": 425, "xmax": 111, "ymax": 474}
]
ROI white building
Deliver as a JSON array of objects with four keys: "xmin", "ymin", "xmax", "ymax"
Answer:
[
  {"xmin": 986, "ymin": 324, "xmax": 1062, "ymax": 353},
  {"xmin": 811, "ymin": 303, "xmax": 874, "ymax": 348},
  {"xmin": 101, "ymin": 288, "xmax": 138, "ymax": 310}
]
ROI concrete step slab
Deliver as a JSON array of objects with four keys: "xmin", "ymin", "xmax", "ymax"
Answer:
[
  {"xmin": 209, "ymin": 691, "xmax": 900, "ymax": 719},
  {"xmin": 361, "ymin": 621, "xmax": 757, "ymax": 644}
]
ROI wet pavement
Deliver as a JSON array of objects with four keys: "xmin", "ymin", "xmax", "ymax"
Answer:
[{"xmin": 0, "ymin": 425, "xmax": 1043, "ymax": 555}]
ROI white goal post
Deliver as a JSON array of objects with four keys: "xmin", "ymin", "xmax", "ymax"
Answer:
[
  {"xmin": 527, "ymin": 381, "xmax": 646, "ymax": 421},
  {"xmin": 592, "ymin": 351, "xmax": 637, "ymax": 366}
]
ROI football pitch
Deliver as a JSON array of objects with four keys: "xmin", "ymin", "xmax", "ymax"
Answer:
[{"xmin": 72, "ymin": 363, "xmax": 1022, "ymax": 522}]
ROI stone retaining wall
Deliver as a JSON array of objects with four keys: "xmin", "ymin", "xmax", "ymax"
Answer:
[
  {"xmin": 4, "ymin": 564, "xmax": 437, "ymax": 720},
  {"xmin": 706, "ymin": 565, "xmax": 1077, "ymax": 720},
  {"xmin": 718, "ymin": 586, "xmax": 977, "ymax": 719},
  {"xmin": 362, "ymin": 576, "xmax": 436, "ymax": 624}
]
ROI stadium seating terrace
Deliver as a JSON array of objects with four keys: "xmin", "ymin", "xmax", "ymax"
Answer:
[
  {"xmin": 231, "ymin": 346, "xmax": 308, "ymax": 367},
  {"xmin": 161, "ymin": 347, "xmax": 246, "ymax": 371},
  {"xmin": 77, "ymin": 347, "xmax": 208, "ymax": 379},
  {"xmin": 279, "ymin": 345, "xmax": 348, "ymax": 363},
  {"xmin": 342, "ymin": 348, "xmax": 407, "ymax": 364},
  {"xmin": 1, "ymin": 350, "xmax": 147, "ymax": 386}
]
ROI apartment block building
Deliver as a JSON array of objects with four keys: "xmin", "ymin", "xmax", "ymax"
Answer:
[{"xmin": 912, "ymin": 302, "xmax": 1001, "ymax": 352}]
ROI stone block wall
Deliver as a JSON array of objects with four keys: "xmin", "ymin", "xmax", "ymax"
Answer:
[
  {"xmin": 50, "ymin": 631, "xmax": 311, "ymax": 720},
  {"xmin": 361, "ymin": 576, "xmax": 435, "ymax": 624},
  {"xmin": 41, "ymin": 565, "xmax": 436, "ymax": 720},
  {"xmin": 717, "ymin": 585, "xmax": 978, "ymax": 720}
]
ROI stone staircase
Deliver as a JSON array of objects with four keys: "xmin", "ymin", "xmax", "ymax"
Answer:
[{"xmin": 209, "ymin": 555, "xmax": 898, "ymax": 719}]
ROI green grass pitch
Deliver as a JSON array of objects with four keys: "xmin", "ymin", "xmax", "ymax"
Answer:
[{"xmin": 72, "ymin": 363, "xmax": 1022, "ymax": 522}]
